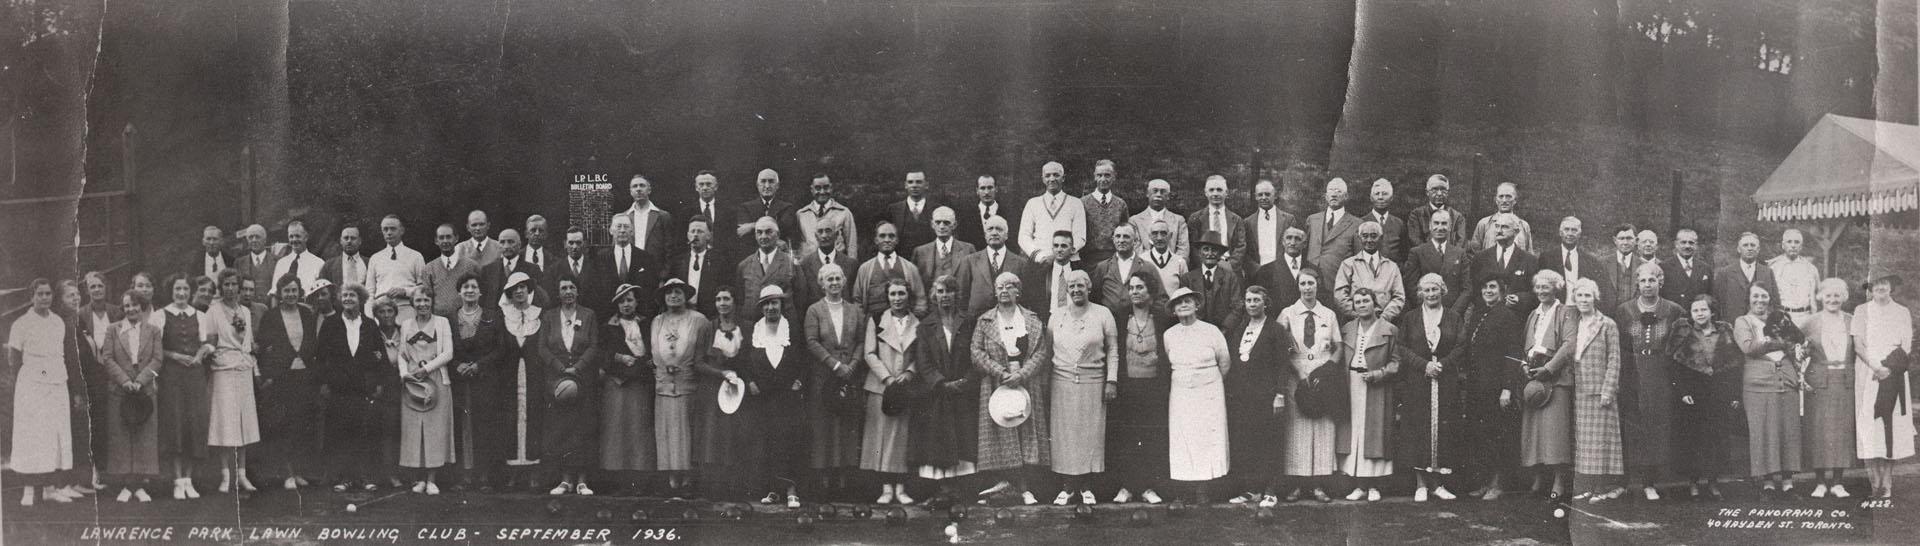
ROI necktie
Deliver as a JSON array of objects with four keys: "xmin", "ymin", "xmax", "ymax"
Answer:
[
  {"xmin": 691, "ymin": 253, "xmax": 701, "ymax": 272},
  {"xmin": 824, "ymin": 254, "xmax": 833, "ymax": 266},
  {"xmin": 531, "ymin": 250, "xmax": 540, "ymax": 268},
  {"xmin": 990, "ymin": 251, "xmax": 1001, "ymax": 273},
  {"xmin": 572, "ymin": 259, "xmax": 582, "ymax": 276},
  {"xmin": 1325, "ymin": 211, "xmax": 1335, "ymax": 231},
  {"xmin": 618, "ymin": 249, "xmax": 627, "ymax": 275},
  {"xmin": 1436, "ymin": 242, "xmax": 1445, "ymax": 256},
  {"xmin": 1213, "ymin": 210, "xmax": 1223, "ymax": 234},
  {"xmin": 1263, "ymin": 210, "xmax": 1271, "ymax": 221},
  {"xmin": 1204, "ymin": 268, "xmax": 1214, "ymax": 287},
  {"xmin": 391, "ymin": 248, "xmax": 398, "ymax": 260},
  {"xmin": 1500, "ymin": 247, "xmax": 1509, "ymax": 270},
  {"xmin": 1303, "ymin": 312, "xmax": 1317, "ymax": 349},
  {"xmin": 703, "ymin": 202, "xmax": 714, "ymax": 223},
  {"xmin": 1055, "ymin": 268, "xmax": 1068, "ymax": 309}
]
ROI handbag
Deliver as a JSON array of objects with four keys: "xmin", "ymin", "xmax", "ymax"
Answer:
[{"xmin": 1297, "ymin": 363, "xmax": 1350, "ymax": 419}]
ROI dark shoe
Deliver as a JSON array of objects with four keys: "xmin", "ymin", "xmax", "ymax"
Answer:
[{"xmin": 1283, "ymin": 489, "xmax": 1302, "ymax": 503}]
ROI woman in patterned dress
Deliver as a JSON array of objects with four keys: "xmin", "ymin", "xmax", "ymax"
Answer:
[
  {"xmin": 1613, "ymin": 261, "xmax": 1685, "ymax": 501},
  {"xmin": 151, "ymin": 274, "xmax": 210, "ymax": 500},
  {"xmin": 1733, "ymin": 283, "xmax": 1805, "ymax": 497},
  {"xmin": 1108, "ymin": 269, "xmax": 1170, "ymax": 505},
  {"xmin": 1566, "ymin": 278, "xmax": 1625, "ymax": 503},
  {"xmin": 598, "ymin": 284, "xmax": 655, "ymax": 494},
  {"xmin": 1279, "ymin": 267, "xmax": 1340, "ymax": 503},
  {"xmin": 862, "ymin": 279, "xmax": 922, "ymax": 504},
  {"xmin": 972, "ymin": 272, "xmax": 1052, "ymax": 505},
  {"xmin": 1043, "ymin": 270, "xmax": 1119, "ymax": 506},
  {"xmin": 803, "ymin": 263, "xmax": 866, "ymax": 497},
  {"xmin": 651, "ymin": 280, "xmax": 709, "ymax": 496},
  {"xmin": 1853, "ymin": 274, "xmax": 1914, "ymax": 502},
  {"xmin": 397, "ymin": 288, "xmax": 456, "ymax": 494},
  {"xmin": 204, "ymin": 269, "xmax": 261, "ymax": 494},
  {"xmin": 1801, "ymin": 278, "xmax": 1856, "ymax": 499}
]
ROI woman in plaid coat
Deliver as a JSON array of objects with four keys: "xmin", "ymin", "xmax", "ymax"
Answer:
[
  {"xmin": 1567, "ymin": 278, "xmax": 1625, "ymax": 503},
  {"xmin": 971, "ymin": 272, "xmax": 1053, "ymax": 505}
]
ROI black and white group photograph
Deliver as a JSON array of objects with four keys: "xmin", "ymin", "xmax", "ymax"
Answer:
[{"xmin": 1, "ymin": 0, "xmax": 1918, "ymax": 544}]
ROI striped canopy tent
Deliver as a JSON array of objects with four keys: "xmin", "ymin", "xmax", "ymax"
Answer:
[{"xmin": 1753, "ymin": 114, "xmax": 1920, "ymax": 270}]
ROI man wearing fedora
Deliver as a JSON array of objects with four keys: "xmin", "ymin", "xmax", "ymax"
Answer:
[{"xmin": 1177, "ymin": 231, "xmax": 1245, "ymax": 326}]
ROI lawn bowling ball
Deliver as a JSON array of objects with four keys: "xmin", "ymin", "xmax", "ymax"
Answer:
[
  {"xmin": 629, "ymin": 509, "xmax": 649, "ymax": 522},
  {"xmin": 993, "ymin": 508, "xmax": 1014, "ymax": 525},
  {"xmin": 722, "ymin": 505, "xmax": 746, "ymax": 520},
  {"xmin": 944, "ymin": 522, "xmax": 959, "ymax": 538},
  {"xmin": 1167, "ymin": 500, "xmax": 1189, "ymax": 516},
  {"xmin": 852, "ymin": 504, "xmax": 874, "ymax": 519},
  {"xmin": 948, "ymin": 505, "xmax": 969, "ymax": 521},
  {"xmin": 797, "ymin": 513, "xmax": 818, "ymax": 530},
  {"xmin": 1129, "ymin": 509, "xmax": 1153, "ymax": 527},
  {"xmin": 344, "ymin": 503, "xmax": 357, "ymax": 514},
  {"xmin": 1072, "ymin": 504, "xmax": 1094, "ymax": 520},
  {"xmin": 1254, "ymin": 507, "xmax": 1276, "ymax": 523},
  {"xmin": 545, "ymin": 500, "xmax": 564, "ymax": 517},
  {"xmin": 885, "ymin": 507, "xmax": 907, "ymax": 526},
  {"xmin": 816, "ymin": 503, "xmax": 837, "ymax": 519},
  {"xmin": 680, "ymin": 508, "xmax": 701, "ymax": 522},
  {"xmin": 595, "ymin": 509, "xmax": 612, "ymax": 521}
]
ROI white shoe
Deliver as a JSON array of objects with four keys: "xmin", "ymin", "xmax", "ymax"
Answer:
[
  {"xmin": 172, "ymin": 481, "xmax": 186, "ymax": 500},
  {"xmin": 43, "ymin": 488, "xmax": 73, "ymax": 503},
  {"xmin": 294, "ymin": 476, "xmax": 311, "ymax": 486},
  {"xmin": 116, "ymin": 488, "xmax": 133, "ymax": 503},
  {"xmin": 20, "ymin": 488, "xmax": 32, "ymax": 507},
  {"xmin": 978, "ymin": 481, "xmax": 1012, "ymax": 497},
  {"xmin": 878, "ymin": 485, "xmax": 897, "ymax": 505},
  {"xmin": 237, "ymin": 474, "xmax": 257, "ymax": 492},
  {"xmin": 1113, "ymin": 488, "xmax": 1133, "ymax": 504},
  {"xmin": 895, "ymin": 489, "xmax": 915, "ymax": 505},
  {"xmin": 1080, "ymin": 490, "xmax": 1097, "ymax": 506},
  {"xmin": 1643, "ymin": 487, "xmax": 1659, "ymax": 501},
  {"xmin": 1367, "ymin": 488, "xmax": 1382, "ymax": 502},
  {"xmin": 183, "ymin": 482, "xmax": 200, "ymax": 499},
  {"xmin": 575, "ymin": 483, "xmax": 594, "ymax": 496},
  {"xmin": 284, "ymin": 477, "xmax": 299, "ymax": 490},
  {"xmin": 1258, "ymin": 495, "xmax": 1279, "ymax": 508},
  {"xmin": 425, "ymin": 482, "xmax": 441, "ymax": 496},
  {"xmin": 1811, "ymin": 484, "xmax": 1828, "ymax": 498},
  {"xmin": 412, "ymin": 481, "xmax": 427, "ymax": 494},
  {"xmin": 1414, "ymin": 488, "xmax": 1429, "ymax": 502},
  {"xmin": 1830, "ymin": 485, "xmax": 1851, "ymax": 499},
  {"xmin": 549, "ymin": 482, "xmax": 572, "ymax": 496},
  {"xmin": 1053, "ymin": 491, "xmax": 1071, "ymax": 506},
  {"xmin": 134, "ymin": 489, "xmax": 152, "ymax": 503},
  {"xmin": 1023, "ymin": 491, "xmax": 1040, "ymax": 505},
  {"xmin": 218, "ymin": 472, "xmax": 232, "ymax": 494},
  {"xmin": 1142, "ymin": 489, "xmax": 1164, "ymax": 504},
  {"xmin": 1228, "ymin": 492, "xmax": 1256, "ymax": 504},
  {"xmin": 1434, "ymin": 486, "xmax": 1457, "ymax": 500},
  {"xmin": 1345, "ymin": 488, "xmax": 1366, "ymax": 501},
  {"xmin": 786, "ymin": 495, "xmax": 801, "ymax": 509}
]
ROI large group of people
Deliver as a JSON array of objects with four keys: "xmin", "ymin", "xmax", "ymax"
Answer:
[{"xmin": 5, "ymin": 164, "xmax": 1913, "ymax": 513}]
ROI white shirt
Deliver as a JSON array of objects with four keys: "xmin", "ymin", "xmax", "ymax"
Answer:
[
  {"xmin": 1115, "ymin": 253, "xmax": 1134, "ymax": 280},
  {"xmin": 624, "ymin": 203, "xmax": 657, "ymax": 251},
  {"xmin": 1257, "ymin": 208, "xmax": 1280, "ymax": 265},
  {"xmin": 122, "ymin": 320, "xmax": 143, "ymax": 366},
  {"xmin": 1322, "ymin": 208, "xmax": 1345, "ymax": 227},
  {"xmin": 273, "ymin": 251, "xmax": 324, "ymax": 295},
  {"xmin": 202, "ymin": 253, "xmax": 225, "ymax": 277},
  {"xmin": 1422, "ymin": 306, "xmax": 1443, "ymax": 351},
  {"xmin": 1530, "ymin": 301, "xmax": 1560, "ymax": 355},
  {"xmin": 1209, "ymin": 205, "xmax": 1228, "ymax": 236},
  {"xmin": 1286, "ymin": 254, "xmax": 1304, "ymax": 278},
  {"xmin": 369, "ymin": 243, "xmax": 427, "ymax": 299},
  {"xmin": 1740, "ymin": 260, "xmax": 1757, "ymax": 282},
  {"xmin": 249, "ymin": 251, "xmax": 270, "ymax": 269},
  {"xmin": 1018, "ymin": 191, "xmax": 1087, "ymax": 260},
  {"xmin": 828, "ymin": 303, "xmax": 846, "ymax": 344},
  {"xmin": 686, "ymin": 251, "xmax": 705, "ymax": 302},
  {"xmin": 614, "ymin": 246, "xmax": 632, "ymax": 274},
  {"xmin": 523, "ymin": 246, "xmax": 547, "ymax": 269},
  {"xmin": 908, "ymin": 197, "xmax": 926, "ymax": 217},
  {"xmin": 1238, "ymin": 317, "xmax": 1265, "ymax": 362},
  {"xmin": 977, "ymin": 201, "xmax": 1000, "ymax": 221},
  {"xmin": 343, "ymin": 314, "xmax": 364, "ymax": 356}
]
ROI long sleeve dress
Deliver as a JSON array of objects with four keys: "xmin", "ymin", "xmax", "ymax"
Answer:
[
  {"xmin": 1047, "ymin": 304, "xmax": 1119, "ymax": 476},
  {"xmin": 9, "ymin": 310, "xmax": 75, "ymax": 481},
  {"xmin": 1733, "ymin": 312, "xmax": 1804, "ymax": 477},
  {"xmin": 599, "ymin": 316, "xmax": 655, "ymax": 472},
  {"xmin": 1394, "ymin": 305, "xmax": 1460, "ymax": 472},
  {"xmin": 1108, "ymin": 309, "xmax": 1171, "ymax": 485},
  {"xmin": 1167, "ymin": 319, "xmax": 1232, "ymax": 482},
  {"xmin": 652, "ymin": 311, "xmax": 709, "ymax": 472},
  {"xmin": 537, "ymin": 307, "xmax": 600, "ymax": 470},
  {"xmin": 256, "ymin": 305, "xmax": 318, "ymax": 474},
  {"xmin": 1455, "ymin": 300, "xmax": 1524, "ymax": 474},
  {"xmin": 1280, "ymin": 302, "xmax": 1341, "ymax": 477},
  {"xmin": 973, "ymin": 306, "xmax": 1052, "ymax": 471},
  {"xmin": 747, "ymin": 317, "xmax": 809, "ymax": 492},
  {"xmin": 205, "ymin": 300, "xmax": 259, "ymax": 448},
  {"xmin": 804, "ymin": 299, "xmax": 867, "ymax": 471},
  {"xmin": 1801, "ymin": 310, "xmax": 1856, "ymax": 469},
  {"xmin": 1337, "ymin": 318, "xmax": 1399, "ymax": 478},
  {"xmin": 450, "ymin": 307, "xmax": 503, "ymax": 471},
  {"xmin": 1226, "ymin": 314, "xmax": 1292, "ymax": 481},
  {"xmin": 1669, "ymin": 320, "xmax": 1744, "ymax": 480},
  {"xmin": 862, "ymin": 311, "xmax": 920, "ymax": 474},
  {"xmin": 497, "ymin": 304, "xmax": 545, "ymax": 467},
  {"xmin": 1613, "ymin": 298, "xmax": 1686, "ymax": 475},
  {"xmin": 1852, "ymin": 299, "xmax": 1915, "ymax": 461},
  {"xmin": 397, "ymin": 314, "xmax": 455, "ymax": 469},
  {"xmin": 1571, "ymin": 313, "xmax": 1624, "ymax": 477},
  {"xmin": 909, "ymin": 313, "xmax": 979, "ymax": 478}
]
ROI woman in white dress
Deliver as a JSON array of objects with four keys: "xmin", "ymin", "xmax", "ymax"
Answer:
[
  {"xmin": 1279, "ymin": 267, "xmax": 1341, "ymax": 503},
  {"xmin": 1164, "ymin": 286, "xmax": 1230, "ymax": 504},
  {"xmin": 9, "ymin": 279, "xmax": 78, "ymax": 506},
  {"xmin": 1852, "ymin": 274, "xmax": 1914, "ymax": 502},
  {"xmin": 398, "ymin": 288, "xmax": 455, "ymax": 494},
  {"xmin": 1339, "ymin": 287, "xmax": 1399, "ymax": 502},
  {"xmin": 204, "ymin": 269, "xmax": 261, "ymax": 494}
]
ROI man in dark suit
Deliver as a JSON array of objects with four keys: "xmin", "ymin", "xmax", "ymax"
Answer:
[
  {"xmin": 668, "ymin": 216, "xmax": 734, "ymax": 318},
  {"xmin": 1711, "ymin": 232, "xmax": 1777, "ymax": 319},
  {"xmin": 1599, "ymin": 223, "xmax": 1646, "ymax": 313},
  {"xmin": 551, "ymin": 227, "xmax": 613, "ymax": 319},
  {"xmin": 1185, "ymin": 175, "xmax": 1244, "ymax": 270},
  {"xmin": 618, "ymin": 174, "xmax": 677, "ymax": 256},
  {"xmin": 955, "ymin": 216, "xmax": 1032, "ymax": 319},
  {"xmin": 883, "ymin": 171, "xmax": 942, "ymax": 254},
  {"xmin": 736, "ymin": 216, "xmax": 800, "ymax": 323},
  {"xmin": 1251, "ymin": 226, "xmax": 1324, "ymax": 310},
  {"xmin": 738, "ymin": 168, "xmax": 800, "ymax": 254},
  {"xmin": 1361, "ymin": 178, "xmax": 1409, "ymax": 263},
  {"xmin": 1089, "ymin": 224, "xmax": 1151, "ymax": 309},
  {"xmin": 1658, "ymin": 228, "xmax": 1713, "ymax": 307},
  {"xmin": 320, "ymin": 225, "xmax": 369, "ymax": 292},
  {"xmin": 519, "ymin": 215, "xmax": 559, "ymax": 275},
  {"xmin": 1405, "ymin": 174, "xmax": 1467, "ymax": 248},
  {"xmin": 1177, "ymin": 232, "xmax": 1245, "ymax": 326},
  {"xmin": 1234, "ymin": 179, "xmax": 1297, "ymax": 279},
  {"xmin": 681, "ymin": 171, "xmax": 741, "ymax": 260},
  {"xmin": 1305, "ymin": 178, "xmax": 1362, "ymax": 281},
  {"xmin": 1030, "ymin": 230, "xmax": 1085, "ymax": 322},
  {"xmin": 1538, "ymin": 216, "xmax": 1608, "ymax": 308},
  {"xmin": 911, "ymin": 207, "xmax": 975, "ymax": 293},
  {"xmin": 191, "ymin": 225, "xmax": 232, "ymax": 279},
  {"xmin": 1403, "ymin": 214, "xmax": 1472, "ymax": 310},
  {"xmin": 479, "ymin": 228, "xmax": 547, "ymax": 310},
  {"xmin": 596, "ymin": 214, "xmax": 663, "ymax": 316},
  {"xmin": 1455, "ymin": 213, "xmax": 1539, "ymax": 316},
  {"xmin": 955, "ymin": 175, "xmax": 1021, "ymax": 251},
  {"xmin": 233, "ymin": 224, "xmax": 283, "ymax": 304},
  {"xmin": 794, "ymin": 223, "xmax": 854, "ymax": 315}
]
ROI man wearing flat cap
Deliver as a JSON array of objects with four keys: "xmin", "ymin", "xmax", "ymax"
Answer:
[{"xmin": 1335, "ymin": 220, "xmax": 1408, "ymax": 322}]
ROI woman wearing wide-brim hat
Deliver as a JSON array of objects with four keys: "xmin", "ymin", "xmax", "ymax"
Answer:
[
  {"xmin": 597, "ymin": 282, "xmax": 657, "ymax": 495},
  {"xmin": 493, "ymin": 271, "xmax": 546, "ymax": 491},
  {"xmin": 537, "ymin": 274, "xmax": 601, "ymax": 496},
  {"xmin": 1164, "ymin": 284, "xmax": 1232, "ymax": 504},
  {"xmin": 971, "ymin": 271, "xmax": 1052, "ymax": 506},
  {"xmin": 744, "ymin": 284, "xmax": 810, "ymax": 508},
  {"xmin": 396, "ymin": 287, "xmax": 455, "ymax": 495},
  {"xmin": 648, "ymin": 279, "xmax": 711, "ymax": 496},
  {"xmin": 1852, "ymin": 272, "xmax": 1913, "ymax": 503}
]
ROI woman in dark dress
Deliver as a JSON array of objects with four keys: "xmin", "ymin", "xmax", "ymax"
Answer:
[
  {"xmin": 151, "ymin": 274, "xmax": 210, "ymax": 500},
  {"xmin": 255, "ymin": 277, "xmax": 319, "ymax": 490},
  {"xmin": 1668, "ymin": 294, "xmax": 1744, "ymax": 500},
  {"xmin": 1109, "ymin": 269, "xmax": 1171, "ymax": 505},
  {"xmin": 1395, "ymin": 273, "xmax": 1463, "ymax": 501},
  {"xmin": 315, "ymin": 284, "xmax": 387, "ymax": 492},
  {"xmin": 1225, "ymin": 285, "xmax": 1292, "ymax": 507},
  {"xmin": 695, "ymin": 286, "xmax": 758, "ymax": 501},
  {"xmin": 448, "ymin": 274, "xmax": 503, "ymax": 491},
  {"xmin": 1452, "ymin": 275, "xmax": 1524, "ymax": 499},
  {"xmin": 598, "ymin": 283, "xmax": 656, "ymax": 495},
  {"xmin": 908, "ymin": 275, "xmax": 979, "ymax": 508},
  {"xmin": 746, "ymin": 285, "xmax": 809, "ymax": 508},
  {"xmin": 1614, "ymin": 262, "xmax": 1687, "ymax": 501},
  {"xmin": 496, "ymin": 273, "xmax": 546, "ymax": 491},
  {"xmin": 537, "ymin": 275, "xmax": 600, "ymax": 495}
]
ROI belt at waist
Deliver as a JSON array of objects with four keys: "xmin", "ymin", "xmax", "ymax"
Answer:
[{"xmin": 1782, "ymin": 305, "xmax": 1813, "ymax": 313}]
